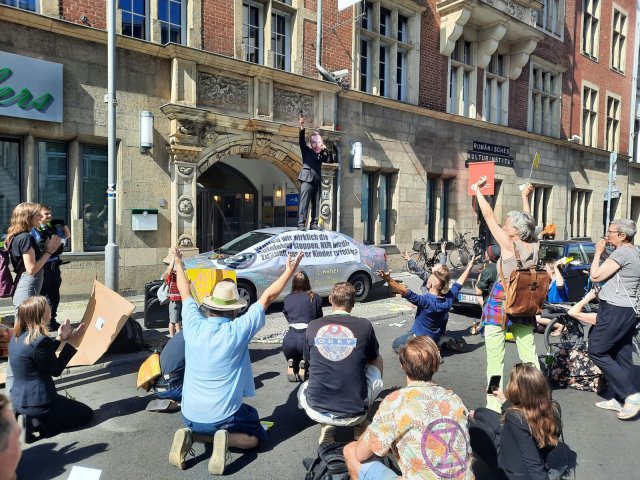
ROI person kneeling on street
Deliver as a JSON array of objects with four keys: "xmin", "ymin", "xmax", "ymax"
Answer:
[
  {"xmin": 344, "ymin": 336, "xmax": 474, "ymax": 479},
  {"xmin": 148, "ymin": 330, "xmax": 185, "ymax": 411},
  {"xmin": 9, "ymin": 296, "xmax": 92, "ymax": 442},
  {"xmin": 168, "ymin": 247, "xmax": 303, "ymax": 475},
  {"xmin": 298, "ymin": 282, "xmax": 384, "ymax": 444}
]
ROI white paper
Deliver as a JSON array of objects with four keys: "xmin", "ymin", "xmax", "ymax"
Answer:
[
  {"xmin": 95, "ymin": 317, "xmax": 105, "ymax": 331},
  {"xmin": 68, "ymin": 466, "xmax": 102, "ymax": 480},
  {"xmin": 338, "ymin": 0, "xmax": 359, "ymax": 11}
]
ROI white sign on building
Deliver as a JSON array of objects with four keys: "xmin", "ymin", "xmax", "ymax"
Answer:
[
  {"xmin": 0, "ymin": 51, "xmax": 63, "ymax": 123},
  {"xmin": 338, "ymin": 0, "xmax": 360, "ymax": 11}
]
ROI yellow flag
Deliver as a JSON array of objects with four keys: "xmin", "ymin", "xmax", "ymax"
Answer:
[{"xmin": 533, "ymin": 152, "xmax": 540, "ymax": 170}]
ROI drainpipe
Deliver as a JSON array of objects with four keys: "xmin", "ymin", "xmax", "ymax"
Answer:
[
  {"xmin": 316, "ymin": 0, "xmax": 336, "ymax": 82},
  {"xmin": 335, "ymin": 142, "xmax": 342, "ymax": 232}
]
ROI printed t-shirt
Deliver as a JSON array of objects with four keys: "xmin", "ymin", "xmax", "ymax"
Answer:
[
  {"xmin": 599, "ymin": 246, "xmax": 640, "ymax": 307},
  {"xmin": 304, "ymin": 312, "xmax": 379, "ymax": 416},
  {"xmin": 361, "ymin": 382, "xmax": 474, "ymax": 480}
]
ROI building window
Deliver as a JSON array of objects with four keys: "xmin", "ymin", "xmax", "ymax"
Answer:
[
  {"xmin": 357, "ymin": 1, "xmax": 418, "ymax": 102},
  {"xmin": 483, "ymin": 53, "xmax": 508, "ymax": 125},
  {"xmin": 158, "ymin": 0, "xmax": 185, "ymax": 44},
  {"xmin": 0, "ymin": 138, "xmax": 20, "ymax": 232},
  {"xmin": 529, "ymin": 64, "xmax": 562, "ymax": 137},
  {"xmin": 611, "ymin": 8, "xmax": 627, "ymax": 73},
  {"xmin": 0, "ymin": 0, "xmax": 37, "ymax": 11},
  {"xmin": 82, "ymin": 146, "xmax": 108, "ymax": 251},
  {"xmin": 606, "ymin": 95, "xmax": 621, "ymax": 152},
  {"xmin": 582, "ymin": 0, "xmax": 600, "ymax": 59},
  {"xmin": 397, "ymin": 50, "xmax": 407, "ymax": 101},
  {"xmin": 449, "ymin": 38, "xmax": 475, "ymax": 118},
  {"xmin": 531, "ymin": 185, "xmax": 551, "ymax": 228},
  {"xmin": 38, "ymin": 141, "xmax": 68, "ymax": 226},
  {"xmin": 378, "ymin": 173, "xmax": 392, "ymax": 244},
  {"xmin": 271, "ymin": 11, "xmax": 290, "ymax": 71},
  {"xmin": 120, "ymin": 0, "xmax": 148, "ymax": 40},
  {"xmin": 536, "ymin": 0, "xmax": 564, "ymax": 37},
  {"xmin": 359, "ymin": 39, "xmax": 371, "ymax": 93},
  {"xmin": 426, "ymin": 177, "xmax": 450, "ymax": 241},
  {"xmin": 379, "ymin": 44, "xmax": 388, "ymax": 97},
  {"xmin": 361, "ymin": 172, "xmax": 375, "ymax": 244},
  {"xmin": 570, "ymin": 189, "xmax": 591, "ymax": 238},
  {"xmin": 582, "ymin": 86, "xmax": 598, "ymax": 147},
  {"xmin": 242, "ymin": 2, "xmax": 263, "ymax": 64}
]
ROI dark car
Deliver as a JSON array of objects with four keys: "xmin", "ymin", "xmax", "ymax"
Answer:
[{"xmin": 453, "ymin": 239, "xmax": 596, "ymax": 308}]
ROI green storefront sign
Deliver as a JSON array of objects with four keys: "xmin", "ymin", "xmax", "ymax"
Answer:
[{"xmin": 0, "ymin": 67, "xmax": 55, "ymax": 112}]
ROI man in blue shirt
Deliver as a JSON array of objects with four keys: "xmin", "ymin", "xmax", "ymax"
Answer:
[
  {"xmin": 168, "ymin": 247, "xmax": 303, "ymax": 475},
  {"xmin": 536, "ymin": 259, "xmax": 570, "ymax": 335},
  {"xmin": 378, "ymin": 256, "xmax": 477, "ymax": 353}
]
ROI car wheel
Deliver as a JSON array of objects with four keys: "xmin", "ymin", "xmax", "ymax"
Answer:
[
  {"xmin": 348, "ymin": 273, "xmax": 371, "ymax": 302},
  {"xmin": 236, "ymin": 281, "xmax": 257, "ymax": 314}
]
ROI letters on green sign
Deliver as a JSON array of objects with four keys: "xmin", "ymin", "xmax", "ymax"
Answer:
[{"xmin": 0, "ymin": 67, "xmax": 55, "ymax": 113}]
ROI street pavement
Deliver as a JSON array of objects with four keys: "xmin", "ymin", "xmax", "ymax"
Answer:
[{"xmin": 7, "ymin": 274, "xmax": 640, "ymax": 479}]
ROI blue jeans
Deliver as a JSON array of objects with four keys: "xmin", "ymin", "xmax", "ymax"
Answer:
[
  {"xmin": 182, "ymin": 403, "xmax": 267, "ymax": 443},
  {"xmin": 359, "ymin": 458, "xmax": 398, "ymax": 480},
  {"xmin": 392, "ymin": 332, "xmax": 413, "ymax": 354},
  {"xmin": 156, "ymin": 383, "xmax": 182, "ymax": 402}
]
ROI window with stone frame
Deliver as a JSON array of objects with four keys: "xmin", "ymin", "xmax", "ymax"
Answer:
[
  {"xmin": 448, "ymin": 38, "xmax": 476, "ymax": 118},
  {"xmin": 605, "ymin": 94, "xmax": 621, "ymax": 152},
  {"xmin": 531, "ymin": 185, "xmax": 552, "ymax": 228},
  {"xmin": 570, "ymin": 189, "xmax": 591, "ymax": 238},
  {"xmin": 121, "ymin": 0, "xmax": 149, "ymax": 40},
  {"xmin": 536, "ymin": 0, "xmax": 564, "ymax": 37},
  {"xmin": 361, "ymin": 170, "xmax": 396, "ymax": 245},
  {"xmin": 0, "ymin": 0, "xmax": 37, "ymax": 11},
  {"xmin": 356, "ymin": 1, "xmax": 419, "ymax": 103},
  {"xmin": 158, "ymin": 0, "xmax": 186, "ymax": 44},
  {"xmin": 483, "ymin": 52, "xmax": 508, "ymax": 126},
  {"xmin": 271, "ymin": 10, "xmax": 291, "ymax": 71},
  {"xmin": 582, "ymin": 85, "xmax": 598, "ymax": 148},
  {"xmin": 611, "ymin": 7, "xmax": 627, "ymax": 73},
  {"xmin": 528, "ymin": 63, "xmax": 562, "ymax": 137},
  {"xmin": 582, "ymin": 0, "xmax": 600, "ymax": 60},
  {"xmin": 242, "ymin": 1, "xmax": 263, "ymax": 64},
  {"xmin": 426, "ymin": 176, "xmax": 452, "ymax": 242}
]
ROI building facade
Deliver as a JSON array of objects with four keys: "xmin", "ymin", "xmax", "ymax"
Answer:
[{"xmin": 1, "ymin": 0, "xmax": 639, "ymax": 297}]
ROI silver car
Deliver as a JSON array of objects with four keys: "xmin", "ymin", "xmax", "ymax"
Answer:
[{"xmin": 183, "ymin": 227, "xmax": 388, "ymax": 309}]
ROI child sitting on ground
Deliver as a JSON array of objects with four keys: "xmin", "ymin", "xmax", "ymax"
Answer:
[{"xmin": 536, "ymin": 259, "xmax": 569, "ymax": 336}]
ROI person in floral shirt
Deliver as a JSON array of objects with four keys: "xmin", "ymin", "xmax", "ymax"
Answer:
[{"xmin": 344, "ymin": 336, "xmax": 474, "ymax": 480}]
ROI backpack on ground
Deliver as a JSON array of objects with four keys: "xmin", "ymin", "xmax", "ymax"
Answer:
[
  {"xmin": 498, "ymin": 245, "xmax": 549, "ymax": 325},
  {"xmin": 108, "ymin": 317, "xmax": 145, "ymax": 354},
  {"xmin": 547, "ymin": 346, "xmax": 606, "ymax": 393},
  {"xmin": 303, "ymin": 442, "xmax": 349, "ymax": 480}
]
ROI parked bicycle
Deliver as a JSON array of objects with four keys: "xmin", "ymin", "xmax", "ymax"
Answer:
[
  {"xmin": 543, "ymin": 302, "xmax": 589, "ymax": 354},
  {"xmin": 448, "ymin": 232, "xmax": 486, "ymax": 268},
  {"xmin": 410, "ymin": 238, "xmax": 450, "ymax": 274}
]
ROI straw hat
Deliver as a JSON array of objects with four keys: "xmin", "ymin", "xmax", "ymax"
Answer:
[{"xmin": 202, "ymin": 280, "xmax": 247, "ymax": 311}]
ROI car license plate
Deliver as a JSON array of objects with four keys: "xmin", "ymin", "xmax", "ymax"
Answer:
[{"xmin": 458, "ymin": 294, "xmax": 477, "ymax": 303}]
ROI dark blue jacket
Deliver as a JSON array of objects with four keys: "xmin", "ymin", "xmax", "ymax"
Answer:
[
  {"xmin": 9, "ymin": 332, "xmax": 77, "ymax": 408},
  {"xmin": 298, "ymin": 128, "xmax": 332, "ymax": 183},
  {"xmin": 404, "ymin": 283, "xmax": 463, "ymax": 341}
]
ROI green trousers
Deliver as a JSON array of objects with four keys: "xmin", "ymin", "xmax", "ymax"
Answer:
[{"xmin": 485, "ymin": 323, "xmax": 539, "ymax": 412}]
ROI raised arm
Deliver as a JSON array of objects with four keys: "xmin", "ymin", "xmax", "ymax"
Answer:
[
  {"xmin": 521, "ymin": 183, "xmax": 534, "ymax": 215},
  {"xmin": 376, "ymin": 270, "xmax": 409, "ymax": 296},
  {"xmin": 472, "ymin": 177, "xmax": 511, "ymax": 252},
  {"xmin": 299, "ymin": 115, "xmax": 307, "ymax": 152},
  {"xmin": 567, "ymin": 289, "xmax": 598, "ymax": 325},
  {"xmin": 553, "ymin": 261, "xmax": 565, "ymax": 288},
  {"xmin": 455, "ymin": 256, "xmax": 478, "ymax": 286},
  {"xmin": 258, "ymin": 252, "xmax": 304, "ymax": 310},
  {"xmin": 172, "ymin": 247, "xmax": 192, "ymax": 301},
  {"xmin": 590, "ymin": 239, "xmax": 621, "ymax": 282}
]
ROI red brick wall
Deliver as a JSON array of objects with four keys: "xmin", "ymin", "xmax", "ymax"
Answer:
[
  {"xmin": 62, "ymin": 0, "xmax": 106, "ymax": 29},
  {"xmin": 202, "ymin": 0, "xmax": 235, "ymax": 56},
  {"xmin": 419, "ymin": 1, "xmax": 448, "ymax": 111}
]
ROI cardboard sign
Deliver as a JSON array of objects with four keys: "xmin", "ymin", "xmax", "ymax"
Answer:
[
  {"xmin": 186, "ymin": 268, "xmax": 237, "ymax": 303},
  {"xmin": 67, "ymin": 280, "xmax": 136, "ymax": 367},
  {"xmin": 467, "ymin": 161, "xmax": 495, "ymax": 196}
]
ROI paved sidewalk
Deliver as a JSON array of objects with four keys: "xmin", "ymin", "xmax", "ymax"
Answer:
[{"xmin": 0, "ymin": 272, "xmax": 421, "ymax": 388}]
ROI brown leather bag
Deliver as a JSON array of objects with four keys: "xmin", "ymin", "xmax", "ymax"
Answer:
[{"xmin": 498, "ymin": 244, "xmax": 549, "ymax": 327}]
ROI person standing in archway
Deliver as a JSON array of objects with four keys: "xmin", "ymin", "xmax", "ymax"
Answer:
[{"xmin": 298, "ymin": 113, "xmax": 332, "ymax": 231}]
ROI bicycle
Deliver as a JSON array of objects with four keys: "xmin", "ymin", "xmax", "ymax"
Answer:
[
  {"xmin": 543, "ymin": 303, "xmax": 589, "ymax": 355},
  {"xmin": 448, "ymin": 232, "xmax": 485, "ymax": 268},
  {"xmin": 410, "ymin": 238, "xmax": 450, "ymax": 275}
]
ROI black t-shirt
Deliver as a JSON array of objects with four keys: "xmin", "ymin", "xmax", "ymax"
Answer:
[
  {"xmin": 160, "ymin": 330, "xmax": 185, "ymax": 376},
  {"xmin": 304, "ymin": 313, "xmax": 379, "ymax": 416},
  {"xmin": 10, "ymin": 232, "xmax": 41, "ymax": 271},
  {"xmin": 282, "ymin": 291, "xmax": 323, "ymax": 325}
]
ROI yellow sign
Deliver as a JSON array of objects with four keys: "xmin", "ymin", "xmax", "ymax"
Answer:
[
  {"xmin": 186, "ymin": 269, "xmax": 237, "ymax": 303},
  {"xmin": 533, "ymin": 152, "xmax": 540, "ymax": 170}
]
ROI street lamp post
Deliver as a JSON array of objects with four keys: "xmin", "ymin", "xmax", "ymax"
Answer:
[{"xmin": 105, "ymin": 0, "xmax": 119, "ymax": 291}]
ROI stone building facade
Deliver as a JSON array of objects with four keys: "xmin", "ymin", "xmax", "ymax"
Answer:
[{"xmin": 1, "ymin": 0, "xmax": 640, "ymax": 297}]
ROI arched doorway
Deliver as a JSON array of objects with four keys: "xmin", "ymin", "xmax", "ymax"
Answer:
[{"xmin": 197, "ymin": 163, "xmax": 258, "ymax": 251}]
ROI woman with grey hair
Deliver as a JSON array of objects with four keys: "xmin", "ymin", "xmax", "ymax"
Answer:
[
  {"xmin": 471, "ymin": 177, "xmax": 540, "ymax": 412},
  {"xmin": 589, "ymin": 218, "xmax": 640, "ymax": 420}
]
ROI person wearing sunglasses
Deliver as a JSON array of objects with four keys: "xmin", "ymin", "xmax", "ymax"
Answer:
[
  {"xmin": 589, "ymin": 219, "xmax": 640, "ymax": 420},
  {"xmin": 469, "ymin": 363, "xmax": 563, "ymax": 480}
]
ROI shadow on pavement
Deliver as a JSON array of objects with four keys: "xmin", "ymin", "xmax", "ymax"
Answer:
[
  {"xmin": 249, "ymin": 346, "xmax": 282, "ymax": 363},
  {"xmin": 255, "ymin": 371, "xmax": 280, "ymax": 389},
  {"xmin": 261, "ymin": 386, "xmax": 315, "ymax": 451},
  {"xmin": 19, "ymin": 441, "xmax": 109, "ymax": 479},
  {"xmin": 55, "ymin": 361, "xmax": 141, "ymax": 391}
]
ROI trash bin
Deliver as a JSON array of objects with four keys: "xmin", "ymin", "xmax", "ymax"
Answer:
[{"xmin": 144, "ymin": 280, "xmax": 169, "ymax": 329}]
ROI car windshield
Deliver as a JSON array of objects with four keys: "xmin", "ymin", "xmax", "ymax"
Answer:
[
  {"xmin": 218, "ymin": 231, "xmax": 274, "ymax": 255},
  {"xmin": 539, "ymin": 244, "xmax": 564, "ymax": 262}
]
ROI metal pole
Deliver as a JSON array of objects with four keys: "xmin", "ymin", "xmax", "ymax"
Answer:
[{"xmin": 105, "ymin": 0, "xmax": 119, "ymax": 291}]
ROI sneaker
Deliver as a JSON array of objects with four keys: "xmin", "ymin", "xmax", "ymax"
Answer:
[
  {"xmin": 168, "ymin": 428, "xmax": 193, "ymax": 470},
  {"xmin": 17, "ymin": 414, "xmax": 27, "ymax": 445},
  {"xmin": 298, "ymin": 360, "xmax": 307, "ymax": 381},
  {"xmin": 287, "ymin": 359, "xmax": 300, "ymax": 382},
  {"xmin": 617, "ymin": 394, "xmax": 640, "ymax": 420},
  {"xmin": 595, "ymin": 399, "xmax": 623, "ymax": 412},
  {"xmin": 309, "ymin": 224, "xmax": 320, "ymax": 231},
  {"xmin": 318, "ymin": 424, "xmax": 335, "ymax": 445},
  {"xmin": 209, "ymin": 429, "xmax": 229, "ymax": 475}
]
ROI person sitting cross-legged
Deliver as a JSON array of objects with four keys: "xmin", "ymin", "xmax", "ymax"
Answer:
[
  {"xmin": 168, "ymin": 247, "xmax": 303, "ymax": 475},
  {"xmin": 344, "ymin": 336, "xmax": 474, "ymax": 480},
  {"xmin": 297, "ymin": 282, "xmax": 384, "ymax": 444}
]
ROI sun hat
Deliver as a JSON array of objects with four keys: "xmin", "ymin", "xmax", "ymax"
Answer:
[{"xmin": 202, "ymin": 280, "xmax": 247, "ymax": 311}]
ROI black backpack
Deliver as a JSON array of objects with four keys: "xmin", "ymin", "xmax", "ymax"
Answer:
[
  {"xmin": 108, "ymin": 317, "xmax": 145, "ymax": 353},
  {"xmin": 303, "ymin": 442, "xmax": 349, "ymax": 480}
]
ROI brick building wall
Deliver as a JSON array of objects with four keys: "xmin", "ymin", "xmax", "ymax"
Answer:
[
  {"xmin": 62, "ymin": 0, "xmax": 107, "ymax": 29},
  {"xmin": 202, "ymin": 0, "xmax": 235, "ymax": 56},
  {"xmin": 419, "ymin": 1, "xmax": 447, "ymax": 111}
]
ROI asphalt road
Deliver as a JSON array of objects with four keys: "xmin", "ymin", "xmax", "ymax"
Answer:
[{"xmin": 15, "ymin": 279, "xmax": 640, "ymax": 479}]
